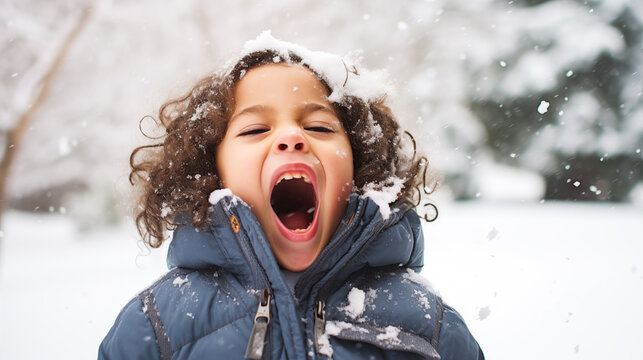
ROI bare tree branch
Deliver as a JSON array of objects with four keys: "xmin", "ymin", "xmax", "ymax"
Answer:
[{"xmin": 0, "ymin": 6, "xmax": 93, "ymax": 230}]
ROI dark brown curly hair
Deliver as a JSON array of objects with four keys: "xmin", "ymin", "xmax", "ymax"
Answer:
[{"xmin": 130, "ymin": 49, "xmax": 430, "ymax": 248}]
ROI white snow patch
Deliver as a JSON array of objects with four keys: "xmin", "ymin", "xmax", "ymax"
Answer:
[
  {"xmin": 413, "ymin": 289, "xmax": 431, "ymax": 311},
  {"xmin": 339, "ymin": 288, "xmax": 366, "ymax": 319},
  {"xmin": 366, "ymin": 288, "xmax": 378, "ymax": 310},
  {"xmin": 2, "ymin": 202, "xmax": 642, "ymax": 359},
  {"xmin": 160, "ymin": 203, "xmax": 171, "ymax": 218},
  {"xmin": 402, "ymin": 269, "xmax": 437, "ymax": 294},
  {"xmin": 236, "ymin": 31, "xmax": 394, "ymax": 104},
  {"xmin": 363, "ymin": 176, "xmax": 404, "ymax": 220},
  {"xmin": 208, "ymin": 188, "xmax": 234, "ymax": 205},
  {"xmin": 471, "ymin": 162, "xmax": 545, "ymax": 201},
  {"xmin": 363, "ymin": 111, "xmax": 383, "ymax": 145},
  {"xmin": 537, "ymin": 100, "xmax": 550, "ymax": 114},
  {"xmin": 189, "ymin": 102, "xmax": 211, "ymax": 121},
  {"xmin": 173, "ymin": 276, "xmax": 189, "ymax": 287},
  {"xmin": 376, "ymin": 326, "xmax": 401, "ymax": 344},
  {"xmin": 317, "ymin": 333, "xmax": 333, "ymax": 357},
  {"xmin": 326, "ymin": 321, "xmax": 352, "ymax": 336}
]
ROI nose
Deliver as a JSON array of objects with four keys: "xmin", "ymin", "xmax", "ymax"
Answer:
[{"xmin": 273, "ymin": 127, "xmax": 308, "ymax": 153}]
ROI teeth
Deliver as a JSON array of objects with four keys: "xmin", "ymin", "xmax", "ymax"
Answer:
[{"xmin": 276, "ymin": 172, "xmax": 311, "ymax": 185}]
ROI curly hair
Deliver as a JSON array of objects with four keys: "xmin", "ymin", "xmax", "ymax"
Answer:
[{"xmin": 130, "ymin": 50, "xmax": 429, "ymax": 248}]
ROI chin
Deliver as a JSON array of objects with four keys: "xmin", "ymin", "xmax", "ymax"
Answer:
[
  {"xmin": 279, "ymin": 255, "xmax": 315, "ymax": 272},
  {"xmin": 271, "ymin": 232, "xmax": 325, "ymax": 272}
]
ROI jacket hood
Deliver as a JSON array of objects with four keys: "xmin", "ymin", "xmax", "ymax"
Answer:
[{"xmin": 167, "ymin": 192, "xmax": 424, "ymax": 297}]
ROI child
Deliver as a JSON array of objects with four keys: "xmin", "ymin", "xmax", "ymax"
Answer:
[{"xmin": 99, "ymin": 31, "xmax": 484, "ymax": 360}]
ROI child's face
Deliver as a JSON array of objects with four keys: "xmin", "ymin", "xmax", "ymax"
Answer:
[{"xmin": 217, "ymin": 64, "xmax": 354, "ymax": 271}]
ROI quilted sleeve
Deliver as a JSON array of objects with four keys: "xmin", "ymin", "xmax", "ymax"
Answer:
[
  {"xmin": 98, "ymin": 297, "xmax": 161, "ymax": 360},
  {"xmin": 437, "ymin": 304, "xmax": 485, "ymax": 360}
]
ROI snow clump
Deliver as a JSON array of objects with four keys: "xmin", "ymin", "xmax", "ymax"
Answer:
[
  {"xmin": 402, "ymin": 268, "xmax": 437, "ymax": 294},
  {"xmin": 316, "ymin": 333, "xmax": 333, "ymax": 357},
  {"xmin": 376, "ymin": 326, "xmax": 401, "ymax": 344},
  {"xmin": 320, "ymin": 321, "xmax": 371, "ymax": 357},
  {"xmin": 325, "ymin": 321, "xmax": 362, "ymax": 336},
  {"xmin": 363, "ymin": 176, "xmax": 405, "ymax": 220},
  {"xmin": 234, "ymin": 30, "xmax": 394, "ymax": 104},
  {"xmin": 208, "ymin": 188, "xmax": 234, "ymax": 205},
  {"xmin": 189, "ymin": 101, "xmax": 212, "ymax": 121},
  {"xmin": 173, "ymin": 275, "xmax": 189, "ymax": 287},
  {"xmin": 339, "ymin": 287, "xmax": 366, "ymax": 320}
]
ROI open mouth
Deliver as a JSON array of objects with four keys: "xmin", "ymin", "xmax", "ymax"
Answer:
[{"xmin": 270, "ymin": 169, "xmax": 318, "ymax": 240}]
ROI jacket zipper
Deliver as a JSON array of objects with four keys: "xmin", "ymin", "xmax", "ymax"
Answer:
[
  {"xmin": 226, "ymin": 207, "xmax": 272, "ymax": 359},
  {"xmin": 306, "ymin": 202, "xmax": 407, "ymax": 356},
  {"xmin": 245, "ymin": 288, "xmax": 271, "ymax": 359},
  {"xmin": 297, "ymin": 196, "xmax": 408, "ymax": 299},
  {"xmin": 313, "ymin": 299, "xmax": 326, "ymax": 355}
]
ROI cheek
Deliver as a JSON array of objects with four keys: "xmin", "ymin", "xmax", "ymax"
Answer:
[
  {"xmin": 324, "ymin": 141, "xmax": 354, "ymax": 197},
  {"xmin": 216, "ymin": 139, "xmax": 262, "ymax": 203},
  {"xmin": 215, "ymin": 139, "xmax": 233, "ymax": 186}
]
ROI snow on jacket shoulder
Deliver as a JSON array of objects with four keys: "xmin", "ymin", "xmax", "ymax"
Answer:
[{"xmin": 99, "ymin": 192, "xmax": 484, "ymax": 360}]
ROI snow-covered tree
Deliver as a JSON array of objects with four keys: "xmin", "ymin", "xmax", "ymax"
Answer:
[{"xmin": 469, "ymin": 0, "xmax": 643, "ymax": 201}]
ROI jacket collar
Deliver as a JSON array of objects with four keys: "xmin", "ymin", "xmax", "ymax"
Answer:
[{"xmin": 167, "ymin": 191, "xmax": 424, "ymax": 298}]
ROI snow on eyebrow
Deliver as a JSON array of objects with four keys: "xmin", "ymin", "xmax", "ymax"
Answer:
[
  {"xmin": 339, "ymin": 287, "xmax": 366, "ymax": 320},
  {"xmin": 235, "ymin": 30, "xmax": 394, "ymax": 104}
]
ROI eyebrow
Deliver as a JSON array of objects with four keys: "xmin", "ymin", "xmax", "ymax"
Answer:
[
  {"xmin": 299, "ymin": 102, "xmax": 336, "ymax": 117},
  {"xmin": 230, "ymin": 104, "xmax": 273, "ymax": 122},
  {"xmin": 230, "ymin": 102, "xmax": 336, "ymax": 122}
]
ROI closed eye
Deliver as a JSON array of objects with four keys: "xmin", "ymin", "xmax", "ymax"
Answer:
[
  {"xmin": 305, "ymin": 126, "xmax": 334, "ymax": 133},
  {"xmin": 239, "ymin": 128, "xmax": 269, "ymax": 136}
]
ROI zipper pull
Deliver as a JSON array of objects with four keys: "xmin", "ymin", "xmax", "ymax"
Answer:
[
  {"xmin": 314, "ymin": 299, "xmax": 326, "ymax": 354},
  {"xmin": 245, "ymin": 288, "xmax": 271, "ymax": 360}
]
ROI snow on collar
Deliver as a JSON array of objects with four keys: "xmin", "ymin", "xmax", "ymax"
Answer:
[
  {"xmin": 231, "ymin": 30, "xmax": 394, "ymax": 104},
  {"xmin": 361, "ymin": 176, "xmax": 405, "ymax": 220}
]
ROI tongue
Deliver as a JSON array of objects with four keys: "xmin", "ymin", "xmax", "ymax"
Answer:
[{"xmin": 278, "ymin": 211, "xmax": 310, "ymax": 231}]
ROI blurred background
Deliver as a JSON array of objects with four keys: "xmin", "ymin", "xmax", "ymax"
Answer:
[{"xmin": 1, "ymin": 0, "xmax": 641, "ymax": 359}]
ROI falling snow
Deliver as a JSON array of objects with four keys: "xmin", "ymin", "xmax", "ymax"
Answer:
[{"xmin": 537, "ymin": 100, "xmax": 550, "ymax": 114}]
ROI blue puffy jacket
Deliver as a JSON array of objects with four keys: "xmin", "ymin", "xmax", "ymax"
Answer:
[{"xmin": 99, "ymin": 193, "xmax": 484, "ymax": 359}]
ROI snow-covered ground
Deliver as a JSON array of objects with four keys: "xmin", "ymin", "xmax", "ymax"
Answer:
[{"xmin": 0, "ymin": 201, "xmax": 641, "ymax": 359}]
